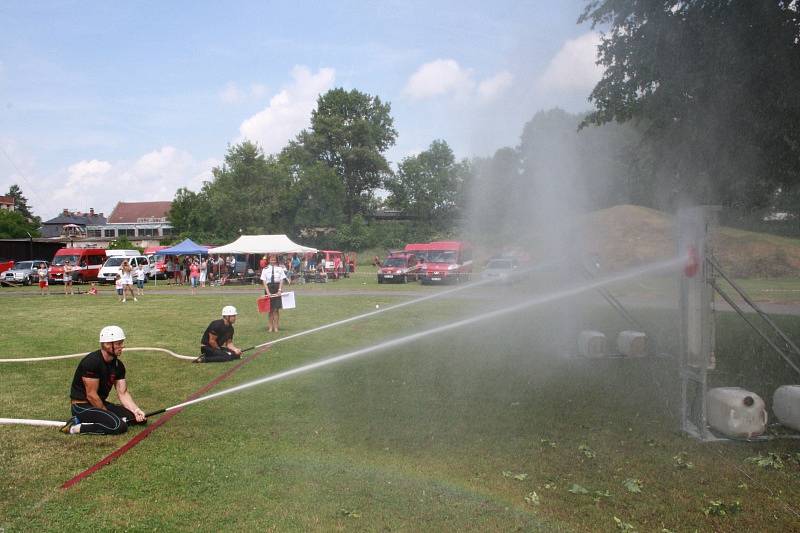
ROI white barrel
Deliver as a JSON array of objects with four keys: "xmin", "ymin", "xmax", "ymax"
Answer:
[
  {"xmin": 706, "ymin": 387, "xmax": 767, "ymax": 438},
  {"xmin": 773, "ymin": 385, "xmax": 800, "ymax": 432},
  {"xmin": 617, "ymin": 331, "xmax": 647, "ymax": 357},
  {"xmin": 578, "ymin": 331, "xmax": 606, "ymax": 358}
]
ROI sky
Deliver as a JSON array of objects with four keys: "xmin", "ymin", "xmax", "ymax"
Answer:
[{"xmin": 0, "ymin": 0, "xmax": 603, "ymax": 220}]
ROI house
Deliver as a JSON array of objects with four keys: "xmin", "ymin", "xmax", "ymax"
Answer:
[
  {"xmin": 0, "ymin": 195, "xmax": 14, "ymax": 211},
  {"xmin": 40, "ymin": 208, "xmax": 107, "ymax": 238},
  {"xmin": 85, "ymin": 201, "xmax": 174, "ymax": 247}
]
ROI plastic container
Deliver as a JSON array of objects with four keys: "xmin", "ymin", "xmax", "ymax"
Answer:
[
  {"xmin": 578, "ymin": 331, "xmax": 606, "ymax": 358},
  {"xmin": 773, "ymin": 385, "xmax": 800, "ymax": 432},
  {"xmin": 706, "ymin": 387, "xmax": 767, "ymax": 438},
  {"xmin": 617, "ymin": 331, "xmax": 647, "ymax": 357}
]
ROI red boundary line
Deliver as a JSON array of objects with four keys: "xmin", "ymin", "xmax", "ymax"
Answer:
[{"xmin": 61, "ymin": 348, "xmax": 267, "ymax": 490}]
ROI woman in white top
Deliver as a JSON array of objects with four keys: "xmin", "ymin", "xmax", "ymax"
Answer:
[
  {"xmin": 260, "ymin": 255, "xmax": 288, "ymax": 332},
  {"xmin": 199, "ymin": 258, "xmax": 208, "ymax": 287},
  {"xmin": 120, "ymin": 260, "xmax": 136, "ymax": 302}
]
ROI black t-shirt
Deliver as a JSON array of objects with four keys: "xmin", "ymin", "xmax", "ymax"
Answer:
[
  {"xmin": 70, "ymin": 350, "xmax": 126, "ymax": 402},
  {"xmin": 201, "ymin": 319, "xmax": 234, "ymax": 347}
]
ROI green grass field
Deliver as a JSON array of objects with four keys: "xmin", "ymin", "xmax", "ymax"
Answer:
[{"xmin": 1, "ymin": 272, "xmax": 799, "ymax": 532}]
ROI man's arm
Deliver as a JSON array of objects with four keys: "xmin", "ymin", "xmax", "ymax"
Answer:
[
  {"xmin": 207, "ymin": 331, "xmax": 220, "ymax": 349},
  {"xmin": 82, "ymin": 377, "xmax": 105, "ymax": 409},
  {"xmin": 115, "ymin": 379, "xmax": 145, "ymax": 422}
]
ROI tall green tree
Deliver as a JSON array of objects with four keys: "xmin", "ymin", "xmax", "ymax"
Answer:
[
  {"xmin": 385, "ymin": 140, "xmax": 469, "ymax": 227},
  {"xmin": 170, "ymin": 142, "xmax": 293, "ymax": 241},
  {"xmin": 579, "ymin": 1, "xmax": 800, "ymax": 210},
  {"xmin": 6, "ymin": 184, "xmax": 40, "ymax": 225},
  {"xmin": 290, "ymin": 88, "xmax": 397, "ymax": 221},
  {"xmin": 0, "ymin": 209, "xmax": 40, "ymax": 238}
]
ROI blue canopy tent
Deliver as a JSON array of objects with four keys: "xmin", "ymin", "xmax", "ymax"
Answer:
[
  {"xmin": 154, "ymin": 238, "xmax": 209, "ymax": 256},
  {"xmin": 152, "ymin": 239, "xmax": 209, "ymax": 285}
]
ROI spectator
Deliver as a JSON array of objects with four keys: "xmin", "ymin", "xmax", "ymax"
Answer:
[
  {"xmin": 134, "ymin": 263, "xmax": 146, "ymax": 297},
  {"xmin": 114, "ymin": 274, "xmax": 124, "ymax": 302},
  {"xmin": 199, "ymin": 257, "xmax": 208, "ymax": 288},
  {"xmin": 120, "ymin": 260, "xmax": 137, "ymax": 302},
  {"xmin": 37, "ymin": 262, "xmax": 49, "ymax": 295},
  {"xmin": 63, "ymin": 260, "xmax": 75, "ymax": 295},
  {"xmin": 189, "ymin": 258, "xmax": 200, "ymax": 295}
]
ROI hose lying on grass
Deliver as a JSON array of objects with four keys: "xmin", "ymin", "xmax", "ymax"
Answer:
[{"xmin": 0, "ymin": 347, "xmax": 197, "ymax": 363}]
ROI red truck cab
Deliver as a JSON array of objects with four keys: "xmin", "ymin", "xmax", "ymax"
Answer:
[
  {"xmin": 48, "ymin": 248, "xmax": 107, "ymax": 283},
  {"xmin": 378, "ymin": 253, "xmax": 419, "ymax": 284},
  {"xmin": 418, "ymin": 241, "xmax": 473, "ymax": 284}
]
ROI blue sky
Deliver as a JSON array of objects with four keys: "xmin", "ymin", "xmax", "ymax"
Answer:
[{"xmin": 0, "ymin": 0, "xmax": 602, "ymax": 219}]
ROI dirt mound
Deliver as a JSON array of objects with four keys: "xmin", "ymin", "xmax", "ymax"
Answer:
[{"xmin": 582, "ymin": 205, "xmax": 800, "ymax": 278}]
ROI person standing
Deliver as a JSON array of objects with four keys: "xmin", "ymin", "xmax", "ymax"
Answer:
[
  {"xmin": 120, "ymin": 260, "xmax": 136, "ymax": 302},
  {"xmin": 134, "ymin": 263, "xmax": 146, "ymax": 297},
  {"xmin": 37, "ymin": 262, "xmax": 49, "ymax": 295},
  {"xmin": 196, "ymin": 306, "xmax": 243, "ymax": 363},
  {"xmin": 189, "ymin": 259, "xmax": 200, "ymax": 295},
  {"xmin": 114, "ymin": 273, "xmax": 124, "ymax": 302},
  {"xmin": 261, "ymin": 255, "xmax": 287, "ymax": 332},
  {"xmin": 63, "ymin": 259, "xmax": 75, "ymax": 295},
  {"xmin": 60, "ymin": 325, "xmax": 146, "ymax": 435},
  {"xmin": 199, "ymin": 257, "xmax": 208, "ymax": 288}
]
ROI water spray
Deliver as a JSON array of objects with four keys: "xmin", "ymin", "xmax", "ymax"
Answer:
[{"xmin": 139, "ymin": 257, "xmax": 684, "ymax": 421}]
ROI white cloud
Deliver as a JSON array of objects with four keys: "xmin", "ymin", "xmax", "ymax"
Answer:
[
  {"xmin": 478, "ymin": 71, "xmax": 513, "ymax": 100},
  {"xmin": 220, "ymin": 82, "xmax": 271, "ymax": 104},
  {"xmin": 44, "ymin": 147, "xmax": 216, "ymax": 217},
  {"xmin": 237, "ymin": 66, "xmax": 336, "ymax": 154},
  {"xmin": 538, "ymin": 32, "xmax": 603, "ymax": 92},
  {"xmin": 403, "ymin": 59, "xmax": 475, "ymax": 100}
]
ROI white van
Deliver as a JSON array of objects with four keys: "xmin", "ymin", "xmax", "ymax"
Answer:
[
  {"xmin": 105, "ymin": 249, "xmax": 140, "ymax": 257},
  {"xmin": 98, "ymin": 255, "xmax": 151, "ymax": 283}
]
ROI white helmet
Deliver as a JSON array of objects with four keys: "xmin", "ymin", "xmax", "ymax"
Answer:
[
  {"xmin": 222, "ymin": 305, "xmax": 238, "ymax": 317},
  {"xmin": 99, "ymin": 325, "xmax": 126, "ymax": 343}
]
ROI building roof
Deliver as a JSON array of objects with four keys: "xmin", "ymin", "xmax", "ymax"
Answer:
[
  {"xmin": 0, "ymin": 195, "xmax": 14, "ymax": 207},
  {"xmin": 107, "ymin": 201, "xmax": 172, "ymax": 224},
  {"xmin": 42, "ymin": 212, "xmax": 107, "ymax": 226}
]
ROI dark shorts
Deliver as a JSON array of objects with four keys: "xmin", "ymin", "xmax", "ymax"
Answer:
[{"xmin": 70, "ymin": 401, "xmax": 144, "ymax": 435}]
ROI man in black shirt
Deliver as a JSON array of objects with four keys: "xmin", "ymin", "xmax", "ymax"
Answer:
[
  {"xmin": 61, "ymin": 325, "xmax": 146, "ymax": 435},
  {"xmin": 196, "ymin": 305, "xmax": 243, "ymax": 363}
]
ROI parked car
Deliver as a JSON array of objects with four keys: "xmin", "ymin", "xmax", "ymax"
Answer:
[
  {"xmin": 1, "ymin": 260, "xmax": 49, "ymax": 285},
  {"xmin": 480, "ymin": 257, "xmax": 519, "ymax": 285},
  {"xmin": 377, "ymin": 253, "xmax": 419, "ymax": 284}
]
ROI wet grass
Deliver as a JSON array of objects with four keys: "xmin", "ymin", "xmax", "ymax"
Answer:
[{"xmin": 1, "ymin": 279, "xmax": 799, "ymax": 531}]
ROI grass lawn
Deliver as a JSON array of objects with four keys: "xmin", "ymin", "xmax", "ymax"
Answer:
[{"xmin": 1, "ymin": 273, "xmax": 799, "ymax": 532}]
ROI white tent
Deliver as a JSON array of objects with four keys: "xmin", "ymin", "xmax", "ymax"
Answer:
[{"xmin": 208, "ymin": 234, "xmax": 317, "ymax": 255}]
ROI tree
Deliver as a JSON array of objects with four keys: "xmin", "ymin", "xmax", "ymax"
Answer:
[
  {"xmin": 0, "ymin": 209, "xmax": 40, "ymax": 238},
  {"xmin": 6, "ymin": 184, "xmax": 40, "ymax": 225},
  {"xmin": 385, "ymin": 140, "xmax": 469, "ymax": 228},
  {"xmin": 579, "ymin": 1, "xmax": 800, "ymax": 210},
  {"xmin": 170, "ymin": 142, "xmax": 294, "ymax": 241},
  {"xmin": 291, "ymin": 88, "xmax": 397, "ymax": 221}
]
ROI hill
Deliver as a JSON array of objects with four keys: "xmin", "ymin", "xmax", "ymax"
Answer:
[{"xmin": 583, "ymin": 205, "xmax": 800, "ymax": 278}]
